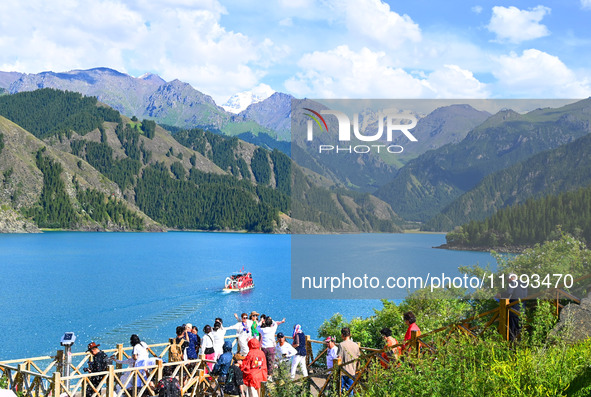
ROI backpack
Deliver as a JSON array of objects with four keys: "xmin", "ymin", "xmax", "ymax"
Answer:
[
  {"xmin": 157, "ymin": 377, "xmax": 181, "ymax": 397},
  {"xmin": 223, "ymin": 366, "xmax": 240, "ymax": 395},
  {"xmin": 169, "ymin": 338, "xmax": 185, "ymax": 362}
]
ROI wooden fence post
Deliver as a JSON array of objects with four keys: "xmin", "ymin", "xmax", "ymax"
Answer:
[
  {"xmin": 498, "ymin": 299, "xmax": 509, "ymax": 341},
  {"xmin": 336, "ymin": 357, "xmax": 342, "ymax": 397},
  {"xmin": 157, "ymin": 359, "xmax": 163, "ymax": 381},
  {"xmin": 306, "ymin": 335, "xmax": 312, "ymax": 367},
  {"xmin": 55, "ymin": 350, "xmax": 64, "ymax": 375},
  {"xmin": 168, "ymin": 339, "xmax": 174, "ymax": 364},
  {"xmin": 52, "ymin": 371, "xmax": 61, "ymax": 397},
  {"xmin": 260, "ymin": 381, "xmax": 267, "ymax": 397},
  {"xmin": 410, "ymin": 330, "xmax": 420, "ymax": 357},
  {"xmin": 116, "ymin": 344, "xmax": 124, "ymax": 370},
  {"xmin": 17, "ymin": 363, "xmax": 26, "ymax": 394},
  {"xmin": 107, "ymin": 365, "xmax": 115, "ymax": 397}
]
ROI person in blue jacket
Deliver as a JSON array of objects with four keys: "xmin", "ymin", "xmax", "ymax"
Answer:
[{"xmin": 211, "ymin": 340, "xmax": 233, "ymax": 383}]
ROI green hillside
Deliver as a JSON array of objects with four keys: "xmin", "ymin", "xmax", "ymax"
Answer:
[
  {"xmin": 0, "ymin": 88, "xmax": 402, "ymax": 233},
  {"xmin": 0, "ymin": 88, "xmax": 121, "ymax": 138},
  {"xmin": 445, "ymin": 185, "xmax": 591, "ymax": 249},
  {"xmin": 375, "ymin": 99, "xmax": 591, "ymax": 222},
  {"xmin": 425, "ymin": 132, "xmax": 591, "ymax": 231}
]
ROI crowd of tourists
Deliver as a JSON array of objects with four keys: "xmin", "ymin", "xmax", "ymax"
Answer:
[{"xmin": 85, "ymin": 310, "xmax": 421, "ymax": 397}]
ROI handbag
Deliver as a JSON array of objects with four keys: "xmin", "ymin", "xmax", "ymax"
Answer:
[{"xmin": 204, "ymin": 335, "xmax": 214, "ymax": 355}]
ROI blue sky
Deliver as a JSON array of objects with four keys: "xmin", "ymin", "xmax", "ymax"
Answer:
[{"xmin": 1, "ymin": 0, "xmax": 590, "ymax": 103}]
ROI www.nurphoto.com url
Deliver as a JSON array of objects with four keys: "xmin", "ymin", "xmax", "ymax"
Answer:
[{"xmin": 301, "ymin": 273, "xmax": 574, "ymax": 293}]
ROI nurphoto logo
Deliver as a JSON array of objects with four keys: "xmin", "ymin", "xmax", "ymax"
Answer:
[{"xmin": 303, "ymin": 107, "xmax": 418, "ymax": 154}]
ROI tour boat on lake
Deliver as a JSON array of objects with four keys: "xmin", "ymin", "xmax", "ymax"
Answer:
[{"xmin": 223, "ymin": 268, "xmax": 254, "ymax": 292}]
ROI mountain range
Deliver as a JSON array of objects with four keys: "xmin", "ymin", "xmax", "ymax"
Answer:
[
  {"xmin": 0, "ymin": 88, "xmax": 401, "ymax": 233},
  {"xmin": 2, "ymin": 67, "xmax": 591, "ymax": 239}
]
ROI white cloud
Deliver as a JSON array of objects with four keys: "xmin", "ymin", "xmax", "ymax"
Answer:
[
  {"xmin": 427, "ymin": 65, "xmax": 489, "ymax": 98},
  {"xmin": 471, "ymin": 5, "xmax": 483, "ymax": 14},
  {"xmin": 279, "ymin": 17, "xmax": 293, "ymax": 27},
  {"xmin": 582, "ymin": 0, "xmax": 591, "ymax": 9},
  {"xmin": 487, "ymin": 5, "xmax": 551, "ymax": 43},
  {"xmin": 493, "ymin": 49, "xmax": 590, "ymax": 97},
  {"xmin": 0, "ymin": 0, "xmax": 273, "ymax": 103},
  {"xmin": 284, "ymin": 45, "xmax": 488, "ymax": 98},
  {"xmin": 337, "ymin": 0, "xmax": 421, "ymax": 48}
]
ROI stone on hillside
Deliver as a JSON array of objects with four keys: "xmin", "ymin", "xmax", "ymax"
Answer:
[{"xmin": 550, "ymin": 291, "xmax": 591, "ymax": 343}]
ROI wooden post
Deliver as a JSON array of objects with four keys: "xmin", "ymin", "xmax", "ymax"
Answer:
[
  {"xmin": 107, "ymin": 365, "xmax": 115, "ymax": 397},
  {"xmin": 55, "ymin": 350, "xmax": 64, "ymax": 374},
  {"xmin": 306, "ymin": 335, "xmax": 312, "ymax": 367},
  {"xmin": 157, "ymin": 359, "xmax": 163, "ymax": 381},
  {"xmin": 410, "ymin": 330, "xmax": 419, "ymax": 358},
  {"xmin": 52, "ymin": 371, "xmax": 61, "ymax": 397},
  {"xmin": 168, "ymin": 338, "xmax": 174, "ymax": 364},
  {"xmin": 260, "ymin": 381, "xmax": 267, "ymax": 397},
  {"xmin": 337, "ymin": 357, "xmax": 342, "ymax": 397},
  {"xmin": 116, "ymin": 344, "xmax": 124, "ymax": 370},
  {"xmin": 498, "ymin": 299, "xmax": 509, "ymax": 341},
  {"xmin": 18, "ymin": 363, "xmax": 27, "ymax": 394}
]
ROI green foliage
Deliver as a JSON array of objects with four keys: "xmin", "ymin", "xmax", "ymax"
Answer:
[
  {"xmin": 173, "ymin": 128, "xmax": 247, "ymax": 175},
  {"xmin": 77, "ymin": 188, "xmax": 144, "ymax": 230},
  {"xmin": 140, "ymin": 119, "xmax": 156, "ymax": 139},
  {"xmin": 446, "ymin": 186, "xmax": 591, "ymax": 249},
  {"xmin": 135, "ymin": 163, "xmax": 278, "ymax": 232},
  {"xmin": 115, "ymin": 122, "xmax": 141, "ymax": 161},
  {"xmin": 0, "ymin": 132, "xmax": 4, "ymax": 156},
  {"xmin": 0, "ymin": 88, "xmax": 121, "ymax": 138},
  {"xmin": 315, "ymin": 236, "xmax": 591, "ymax": 396},
  {"xmin": 377, "ymin": 104, "xmax": 591, "ymax": 222},
  {"xmin": 251, "ymin": 147, "xmax": 271, "ymax": 184},
  {"xmin": 84, "ymin": 141, "xmax": 141, "ymax": 189},
  {"xmin": 361, "ymin": 337, "xmax": 591, "ymax": 397},
  {"xmin": 267, "ymin": 361, "xmax": 312, "ymax": 397},
  {"xmin": 427, "ymin": 130, "xmax": 591, "ymax": 232},
  {"xmin": 170, "ymin": 162, "xmax": 185, "ymax": 180},
  {"xmin": 269, "ymin": 149, "xmax": 291, "ymax": 195},
  {"xmin": 26, "ymin": 150, "xmax": 77, "ymax": 228}
]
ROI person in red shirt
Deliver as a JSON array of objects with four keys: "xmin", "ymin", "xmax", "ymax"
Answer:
[
  {"xmin": 379, "ymin": 327, "xmax": 400, "ymax": 368},
  {"xmin": 403, "ymin": 311, "xmax": 421, "ymax": 353},
  {"xmin": 241, "ymin": 338, "xmax": 267, "ymax": 397}
]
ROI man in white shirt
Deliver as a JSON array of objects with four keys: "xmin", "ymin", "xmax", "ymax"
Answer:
[
  {"xmin": 275, "ymin": 332, "xmax": 296, "ymax": 362},
  {"xmin": 324, "ymin": 336, "xmax": 338, "ymax": 370}
]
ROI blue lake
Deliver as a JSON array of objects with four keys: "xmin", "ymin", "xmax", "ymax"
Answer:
[{"xmin": 0, "ymin": 232, "xmax": 495, "ymax": 360}]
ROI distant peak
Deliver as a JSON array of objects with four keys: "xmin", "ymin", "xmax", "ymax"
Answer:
[{"xmin": 222, "ymin": 84, "xmax": 276, "ymax": 114}]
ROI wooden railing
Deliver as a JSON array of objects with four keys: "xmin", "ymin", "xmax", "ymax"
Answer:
[
  {"xmin": 0, "ymin": 342, "xmax": 219, "ymax": 397},
  {"xmin": 298, "ymin": 272, "xmax": 591, "ymax": 396},
  {"xmin": 2, "ymin": 273, "xmax": 588, "ymax": 397}
]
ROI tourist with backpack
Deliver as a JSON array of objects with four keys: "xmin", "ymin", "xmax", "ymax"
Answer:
[
  {"xmin": 211, "ymin": 340, "xmax": 233, "ymax": 383},
  {"xmin": 156, "ymin": 366, "xmax": 181, "ymax": 397},
  {"xmin": 224, "ymin": 354, "xmax": 246, "ymax": 397},
  {"xmin": 170, "ymin": 326, "xmax": 188, "ymax": 363}
]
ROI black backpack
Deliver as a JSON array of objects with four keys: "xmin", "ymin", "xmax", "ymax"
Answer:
[
  {"xmin": 157, "ymin": 377, "xmax": 181, "ymax": 397},
  {"xmin": 223, "ymin": 366, "xmax": 240, "ymax": 395}
]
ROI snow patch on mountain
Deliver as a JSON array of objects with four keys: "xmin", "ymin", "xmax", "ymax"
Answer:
[{"xmin": 222, "ymin": 84, "xmax": 275, "ymax": 114}]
